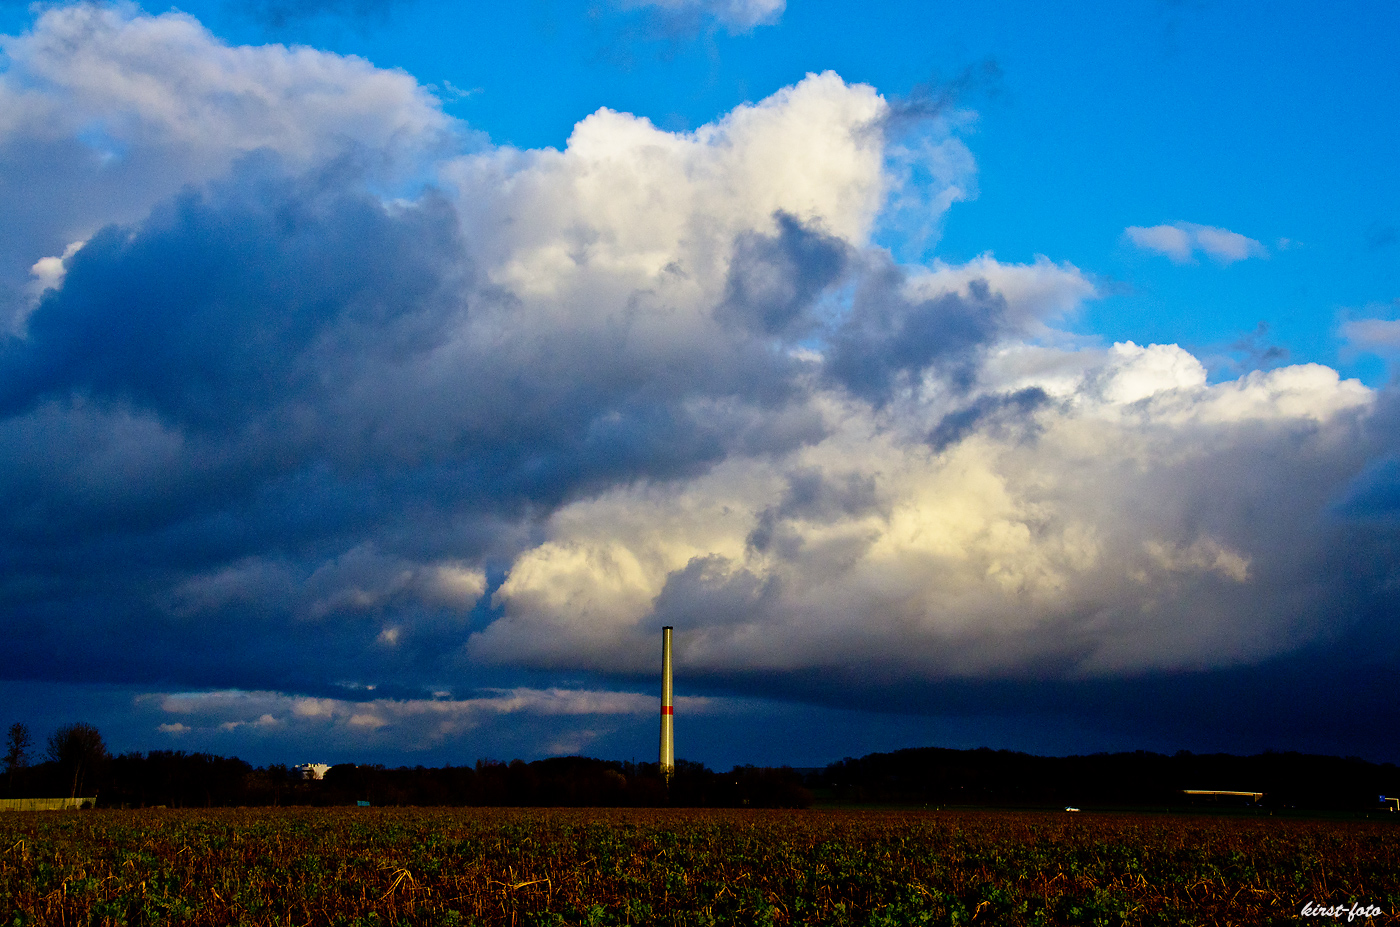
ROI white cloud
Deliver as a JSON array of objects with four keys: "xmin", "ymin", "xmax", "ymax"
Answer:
[
  {"xmin": 616, "ymin": 0, "xmax": 785, "ymax": 32},
  {"xmin": 1125, "ymin": 223, "xmax": 1193, "ymax": 262},
  {"xmin": 446, "ymin": 70, "xmax": 888, "ymax": 307},
  {"xmin": 909, "ymin": 254, "xmax": 1096, "ymax": 333},
  {"xmin": 474, "ymin": 339, "xmax": 1373, "ymax": 679},
  {"xmin": 1342, "ymin": 318, "xmax": 1400, "ymax": 355},
  {"xmin": 428, "ymin": 564, "xmax": 489, "ymax": 605},
  {"xmin": 0, "ymin": 2, "xmax": 454, "ymax": 331},
  {"xmin": 1189, "ymin": 224, "xmax": 1266, "ymax": 263},
  {"xmin": 142, "ymin": 687, "xmax": 717, "ymax": 748},
  {"xmin": 26, "ymin": 240, "xmax": 85, "ymax": 297},
  {"xmin": 1091, "ymin": 341, "xmax": 1207, "ymax": 405},
  {"xmin": 15, "ymin": 239, "xmax": 86, "ymax": 334},
  {"xmin": 0, "ymin": 2, "xmax": 450, "ymax": 168},
  {"xmin": 1125, "ymin": 222, "xmax": 1268, "ymax": 264}
]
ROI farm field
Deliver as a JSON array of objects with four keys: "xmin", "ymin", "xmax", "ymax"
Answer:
[{"xmin": 1, "ymin": 807, "xmax": 1395, "ymax": 926}]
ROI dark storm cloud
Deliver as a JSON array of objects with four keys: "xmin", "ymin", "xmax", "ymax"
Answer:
[
  {"xmin": 0, "ymin": 146, "xmax": 811, "ymax": 506},
  {"xmin": 827, "ymin": 269, "xmax": 1007, "ymax": 402},
  {"xmin": 0, "ymin": 156, "xmax": 464, "ymax": 429},
  {"xmin": 0, "ymin": 135, "xmax": 178, "ymax": 328},
  {"xmin": 746, "ymin": 467, "xmax": 879, "ymax": 555},
  {"xmin": 927, "ymin": 387, "xmax": 1050, "ymax": 452},
  {"xmin": 652, "ymin": 555, "xmax": 776, "ymax": 630},
  {"xmin": 1337, "ymin": 458, "xmax": 1400, "ymax": 522},
  {"xmin": 671, "ymin": 638, "xmax": 1400, "ymax": 763},
  {"xmin": 3, "ymin": 10, "xmax": 1398, "ymax": 768},
  {"xmin": 720, "ymin": 212, "xmax": 849, "ymax": 337},
  {"xmin": 655, "ymin": 459, "xmax": 1400, "ymax": 762},
  {"xmin": 0, "ymin": 154, "xmax": 487, "ymax": 601},
  {"xmin": 1334, "ymin": 393, "xmax": 1400, "ymax": 523},
  {"xmin": 0, "ymin": 2, "xmax": 455, "ymax": 341},
  {"xmin": 0, "ymin": 142, "xmax": 848, "ymax": 697}
]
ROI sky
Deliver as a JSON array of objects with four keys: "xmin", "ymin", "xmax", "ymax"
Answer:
[{"xmin": 1, "ymin": 0, "xmax": 1398, "ymax": 770}]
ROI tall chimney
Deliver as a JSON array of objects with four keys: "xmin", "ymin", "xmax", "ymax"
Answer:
[{"xmin": 659, "ymin": 625, "xmax": 674, "ymax": 783}]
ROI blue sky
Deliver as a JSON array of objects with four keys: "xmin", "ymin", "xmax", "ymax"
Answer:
[{"xmin": 0, "ymin": 0, "xmax": 1398, "ymax": 770}]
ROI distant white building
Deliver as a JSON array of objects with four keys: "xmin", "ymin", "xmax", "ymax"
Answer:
[{"xmin": 295, "ymin": 763, "xmax": 331, "ymax": 780}]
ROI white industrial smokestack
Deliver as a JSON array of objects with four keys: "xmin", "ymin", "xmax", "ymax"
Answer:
[{"xmin": 659, "ymin": 625, "xmax": 674, "ymax": 783}]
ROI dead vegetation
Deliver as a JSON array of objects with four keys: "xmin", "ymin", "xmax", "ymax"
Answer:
[{"xmin": 1, "ymin": 806, "xmax": 1396, "ymax": 925}]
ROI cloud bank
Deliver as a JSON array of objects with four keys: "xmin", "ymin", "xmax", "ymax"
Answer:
[
  {"xmin": 139, "ymin": 686, "xmax": 719, "ymax": 754},
  {"xmin": 1, "ymin": 3, "xmax": 1397, "ymax": 754}
]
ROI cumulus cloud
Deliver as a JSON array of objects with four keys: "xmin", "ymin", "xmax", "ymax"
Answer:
[
  {"xmin": 0, "ymin": 4, "xmax": 1396, "ymax": 758},
  {"xmin": 474, "ymin": 345, "xmax": 1375, "ymax": 680},
  {"xmin": 0, "ymin": 1, "xmax": 454, "ymax": 332},
  {"xmin": 0, "ymin": 3, "xmax": 448, "ymax": 163},
  {"xmin": 1125, "ymin": 222, "xmax": 1268, "ymax": 264}
]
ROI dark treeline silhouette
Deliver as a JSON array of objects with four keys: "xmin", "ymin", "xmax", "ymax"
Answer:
[
  {"xmin": 7, "ymin": 721, "xmax": 1399, "ymax": 811},
  {"xmin": 317, "ymin": 758, "xmax": 811, "ymax": 809},
  {"xmin": 2, "ymin": 722, "xmax": 811, "ymax": 808},
  {"xmin": 814, "ymin": 746, "xmax": 1400, "ymax": 811},
  {"xmin": 5, "ymin": 722, "xmax": 114, "ymax": 803}
]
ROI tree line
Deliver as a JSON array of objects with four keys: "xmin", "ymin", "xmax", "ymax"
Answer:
[
  {"xmin": 6, "ymin": 722, "xmax": 109, "ymax": 801},
  {"xmin": 9, "ymin": 721, "xmax": 1400, "ymax": 811},
  {"xmin": 2, "ymin": 722, "xmax": 812, "ymax": 808},
  {"xmin": 814, "ymin": 745, "xmax": 1400, "ymax": 811}
]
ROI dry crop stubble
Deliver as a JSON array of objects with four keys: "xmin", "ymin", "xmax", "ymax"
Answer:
[{"xmin": 1, "ymin": 807, "xmax": 1397, "ymax": 925}]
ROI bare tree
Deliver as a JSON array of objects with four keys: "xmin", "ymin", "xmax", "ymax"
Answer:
[
  {"xmin": 47, "ymin": 723, "xmax": 107, "ymax": 800},
  {"xmin": 4, "ymin": 722, "xmax": 31, "ymax": 793}
]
